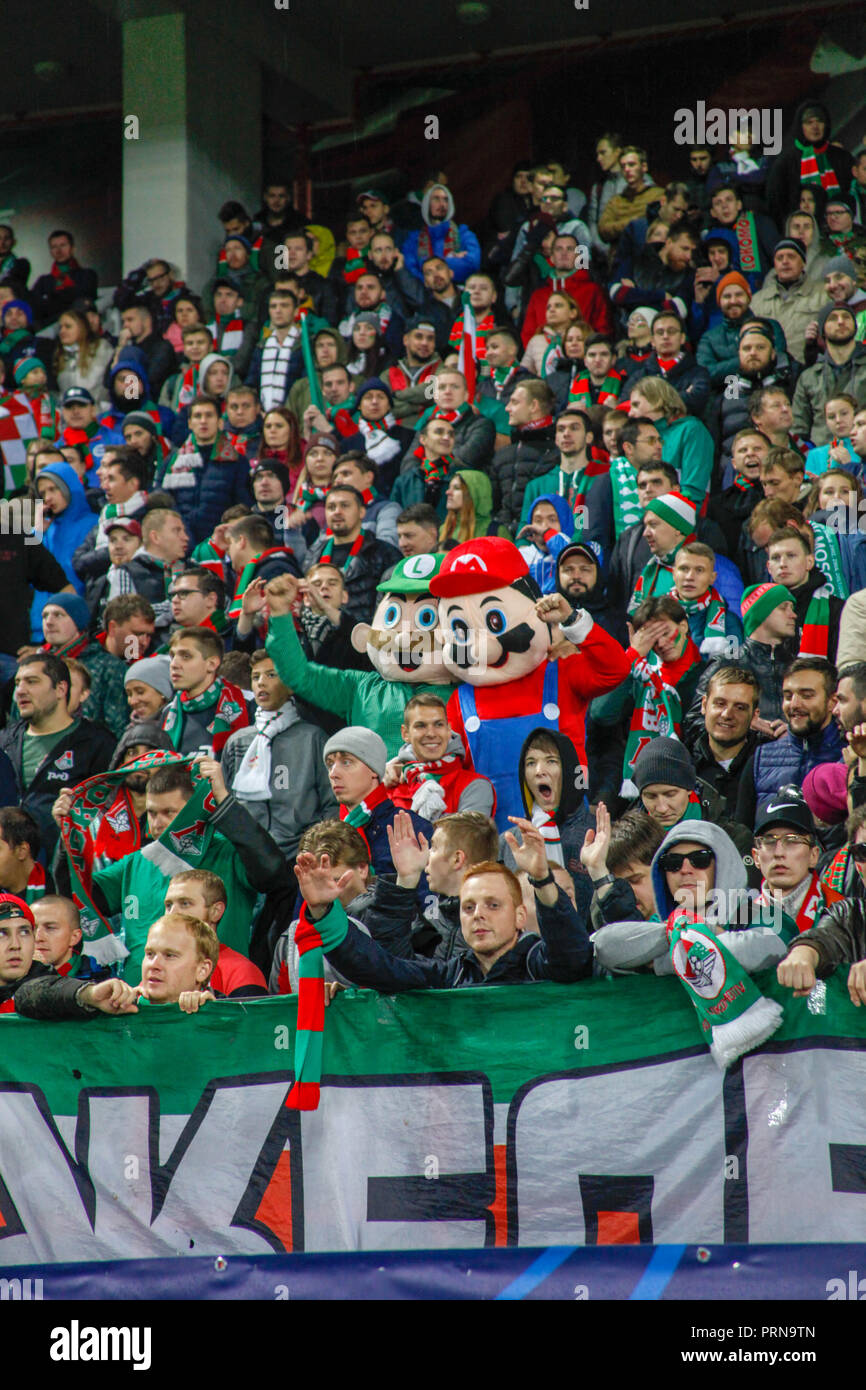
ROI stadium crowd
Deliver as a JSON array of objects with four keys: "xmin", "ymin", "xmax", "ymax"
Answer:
[{"xmin": 4, "ymin": 100, "xmax": 866, "ymax": 1024}]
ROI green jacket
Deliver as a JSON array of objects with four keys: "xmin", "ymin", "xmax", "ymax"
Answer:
[
  {"xmin": 266, "ymin": 613, "xmax": 454, "ymax": 757},
  {"xmin": 655, "ymin": 414, "xmax": 713, "ymax": 507},
  {"xmin": 90, "ymin": 794, "xmax": 284, "ymax": 982},
  {"xmin": 79, "ymin": 641, "xmax": 131, "ymax": 740}
]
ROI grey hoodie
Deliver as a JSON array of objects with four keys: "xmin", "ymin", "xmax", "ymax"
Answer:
[
  {"xmin": 420, "ymin": 183, "xmax": 456, "ymax": 226},
  {"xmin": 592, "ymin": 820, "xmax": 787, "ymax": 975}
]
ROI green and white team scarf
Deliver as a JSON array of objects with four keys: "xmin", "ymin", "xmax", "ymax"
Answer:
[
  {"xmin": 667, "ymin": 908, "xmax": 784, "ymax": 1069},
  {"xmin": 810, "ymin": 521, "xmax": 849, "ymax": 599},
  {"xmin": 609, "ymin": 455, "xmax": 643, "ymax": 537},
  {"xmin": 162, "ymin": 677, "xmax": 248, "ymax": 756},
  {"xmin": 675, "ymin": 585, "xmax": 729, "ymax": 657}
]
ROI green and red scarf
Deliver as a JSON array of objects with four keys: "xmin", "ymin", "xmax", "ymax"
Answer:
[
  {"xmin": 208, "ymin": 315, "xmax": 244, "ymax": 356},
  {"xmin": 798, "ymin": 587, "xmax": 832, "ymax": 660},
  {"xmin": 59, "ymin": 751, "xmax": 215, "ymax": 965},
  {"xmin": 299, "ymin": 483, "xmax": 328, "ymax": 510},
  {"xmin": 44, "ymin": 633, "xmax": 90, "ymax": 661},
  {"xmin": 286, "ymin": 899, "xmax": 351, "ymax": 1109},
  {"xmin": 621, "ymin": 641, "xmax": 697, "ymax": 790},
  {"xmin": 674, "ymin": 585, "xmax": 728, "ymax": 655},
  {"xmin": 417, "ymin": 221, "xmax": 462, "ymax": 262},
  {"xmin": 757, "ymin": 869, "xmax": 844, "ymax": 937},
  {"xmin": 609, "ymin": 455, "xmax": 644, "ymax": 538},
  {"xmin": 810, "ymin": 522, "xmax": 848, "ymax": 599},
  {"xmin": 628, "ymin": 550, "xmax": 680, "ymax": 615},
  {"xmin": 734, "ymin": 212, "xmax": 764, "ymax": 277},
  {"xmin": 50, "ymin": 258, "xmax": 80, "ymax": 292},
  {"xmin": 162, "ymin": 678, "xmax": 248, "ymax": 755},
  {"xmin": 568, "ymin": 370, "xmax": 623, "ymax": 409},
  {"xmin": 560, "ymin": 458, "xmax": 609, "ymax": 526},
  {"xmin": 667, "ymin": 907, "xmax": 784, "ymax": 1069},
  {"xmin": 319, "ymin": 531, "xmax": 365, "ymax": 569},
  {"xmin": 796, "ymin": 140, "xmax": 841, "ymax": 196},
  {"xmin": 413, "ymin": 444, "xmax": 454, "ymax": 485},
  {"xmin": 449, "ymin": 311, "xmax": 495, "ymax": 359},
  {"xmin": 227, "ymin": 548, "xmax": 291, "ymax": 620},
  {"xmin": 339, "ymin": 783, "xmax": 391, "ymax": 829},
  {"xmin": 342, "ymin": 248, "xmax": 367, "ymax": 284},
  {"xmin": 22, "ymin": 861, "xmax": 48, "ymax": 907}
]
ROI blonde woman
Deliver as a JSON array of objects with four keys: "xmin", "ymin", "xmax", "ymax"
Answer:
[
  {"xmin": 54, "ymin": 310, "xmax": 112, "ymax": 407},
  {"xmin": 628, "ymin": 377, "xmax": 713, "ymax": 506},
  {"xmin": 522, "ymin": 292, "xmax": 584, "ymax": 377}
]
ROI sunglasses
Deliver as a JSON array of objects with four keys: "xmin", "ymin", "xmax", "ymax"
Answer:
[
  {"xmin": 659, "ymin": 849, "xmax": 715, "ymax": 872},
  {"xmin": 849, "ymin": 844, "xmax": 866, "ymax": 864}
]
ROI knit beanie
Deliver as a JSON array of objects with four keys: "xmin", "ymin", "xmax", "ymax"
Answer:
[
  {"xmin": 740, "ymin": 582, "xmax": 795, "ymax": 637},
  {"xmin": 823, "ymin": 254, "xmax": 859, "ymax": 280},
  {"xmin": 715, "ymin": 271, "xmax": 751, "ymax": 304},
  {"xmin": 124, "ymin": 655, "xmax": 174, "ymax": 701},
  {"xmin": 2, "ymin": 298, "xmax": 33, "ymax": 326},
  {"xmin": 308, "ymin": 432, "xmax": 340, "ymax": 456},
  {"xmin": 773, "ymin": 237, "xmax": 807, "ymax": 263},
  {"xmin": 354, "ymin": 311, "xmax": 382, "ymax": 330},
  {"xmin": 13, "ymin": 356, "xmax": 42, "ymax": 385},
  {"xmin": 633, "ymin": 736, "xmax": 696, "ymax": 793},
  {"xmin": 802, "ymin": 762, "xmax": 849, "ymax": 826},
  {"xmin": 122, "ymin": 411, "xmax": 160, "ymax": 439},
  {"xmin": 357, "ymin": 376, "xmax": 394, "ymax": 407},
  {"xmin": 645, "ymin": 491, "xmax": 697, "ymax": 538},
  {"xmin": 818, "ymin": 301, "xmax": 857, "ymax": 335},
  {"xmin": 46, "ymin": 592, "xmax": 90, "ymax": 633},
  {"xmin": 253, "ymin": 457, "xmax": 292, "ymax": 495},
  {"xmin": 627, "ymin": 306, "xmax": 658, "ymax": 332},
  {"xmin": 323, "ymin": 726, "xmax": 387, "ymax": 779}
]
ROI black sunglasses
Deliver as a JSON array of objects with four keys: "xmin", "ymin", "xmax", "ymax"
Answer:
[{"xmin": 659, "ymin": 848, "xmax": 715, "ymax": 872}]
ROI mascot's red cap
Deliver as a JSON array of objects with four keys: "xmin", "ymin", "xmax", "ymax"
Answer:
[{"xmin": 429, "ymin": 537, "xmax": 528, "ymax": 598}]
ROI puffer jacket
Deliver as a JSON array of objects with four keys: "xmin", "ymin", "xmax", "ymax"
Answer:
[
  {"xmin": 489, "ymin": 418, "xmax": 559, "ymax": 531},
  {"xmin": 402, "ymin": 185, "xmax": 481, "ymax": 285},
  {"xmin": 736, "ymin": 718, "xmax": 844, "ymax": 827},
  {"xmin": 156, "ymin": 434, "xmax": 252, "ymax": 545}
]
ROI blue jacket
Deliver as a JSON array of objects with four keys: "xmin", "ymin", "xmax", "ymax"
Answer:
[
  {"xmin": 156, "ymin": 437, "xmax": 252, "ymax": 546},
  {"xmin": 319, "ymin": 886, "xmax": 593, "ymax": 989},
  {"xmin": 31, "ymin": 462, "xmax": 98, "ymax": 638},
  {"xmin": 360, "ymin": 797, "xmax": 433, "ymax": 888},
  {"xmin": 402, "ymin": 186, "xmax": 481, "ymax": 284},
  {"xmin": 518, "ymin": 492, "xmax": 575, "ymax": 593},
  {"xmin": 754, "ymin": 720, "xmax": 844, "ymax": 801}
]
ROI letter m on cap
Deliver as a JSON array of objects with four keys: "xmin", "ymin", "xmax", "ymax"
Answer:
[{"xmin": 451, "ymin": 553, "xmax": 487, "ymax": 572}]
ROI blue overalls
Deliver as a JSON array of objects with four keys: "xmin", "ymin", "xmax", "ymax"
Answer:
[{"xmin": 458, "ymin": 663, "xmax": 561, "ymax": 832}]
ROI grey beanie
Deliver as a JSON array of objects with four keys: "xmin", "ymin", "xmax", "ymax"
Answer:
[
  {"xmin": 124, "ymin": 655, "xmax": 173, "ymax": 701},
  {"xmin": 818, "ymin": 300, "xmax": 857, "ymax": 335},
  {"xmin": 323, "ymin": 726, "xmax": 387, "ymax": 778},
  {"xmin": 823, "ymin": 254, "xmax": 858, "ymax": 280},
  {"xmin": 633, "ymin": 737, "xmax": 696, "ymax": 793}
]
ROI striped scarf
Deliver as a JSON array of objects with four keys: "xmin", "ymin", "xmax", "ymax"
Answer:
[
  {"xmin": 22, "ymin": 861, "xmax": 48, "ymax": 907},
  {"xmin": 339, "ymin": 783, "xmax": 391, "ymax": 828},
  {"xmin": 560, "ymin": 458, "xmax": 609, "ymax": 530},
  {"xmin": 413, "ymin": 445, "xmax": 454, "ymax": 484},
  {"xmin": 299, "ymin": 484, "xmax": 328, "ymax": 510},
  {"xmin": 531, "ymin": 806, "xmax": 564, "ymax": 865},
  {"xmin": 342, "ymin": 248, "xmax": 367, "ymax": 284},
  {"xmin": 449, "ymin": 311, "xmax": 495, "ymax": 359},
  {"xmin": 568, "ymin": 370, "xmax": 623, "ymax": 409},
  {"xmin": 227, "ymin": 548, "xmax": 291, "ymax": 619},
  {"xmin": 286, "ymin": 900, "xmax": 350, "ymax": 1109},
  {"xmin": 609, "ymin": 456, "xmax": 643, "ymax": 538},
  {"xmin": 162, "ymin": 678, "xmax": 248, "ymax": 755},
  {"xmin": 178, "ymin": 363, "xmax": 200, "ymax": 408},
  {"xmin": 319, "ymin": 530, "xmax": 364, "ymax": 569},
  {"xmin": 208, "ymin": 315, "xmax": 244, "ymax": 356},
  {"xmin": 798, "ymin": 587, "xmax": 832, "ymax": 661},
  {"xmin": 417, "ymin": 221, "xmax": 462, "ymax": 261},
  {"xmin": 796, "ymin": 140, "xmax": 841, "ymax": 196},
  {"xmin": 44, "ymin": 633, "xmax": 90, "ymax": 660},
  {"xmin": 259, "ymin": 326, "xmax": 300, "ymax": 411},
  {"xmin": 628, "ymin": 551, "xmax": 679, "ymax": 615},
  {"xmin": 675, "ymin": 585, "xmax": 728, "ymax": 651},
  {"xmin": 622, "ymin": 652, "xmax": 685, "ymax": 791},
  {"xmin": 822, "ymin": 845, "xmax": 850, "ymax": 895}
]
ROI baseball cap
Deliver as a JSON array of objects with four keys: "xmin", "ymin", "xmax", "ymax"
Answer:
[
  {"xmin": 0, "ymin": 894, "xmax": 35, "ymax": 926},
  {"xmin": 754, "ymin": 789, "xmax": 816, "ymax": 838},
  {"xmin": 377, "ymin": 552, "xmax": 444, "ymax": 593},
  {"xmin": 62, "ymin": 386, "xmax": 95, "ymax": 406},
  {"xmin": 356, "ymin": 189, "xmax": 386, "ymax": 203},
  {"xmin": 105, "ymin": 517, "xmax": 142, "ymax": 538}
]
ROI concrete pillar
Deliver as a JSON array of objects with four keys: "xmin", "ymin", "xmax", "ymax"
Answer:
[{"xmin": 122, "ymin": 12, "xmax": 261, "ymax": 292}]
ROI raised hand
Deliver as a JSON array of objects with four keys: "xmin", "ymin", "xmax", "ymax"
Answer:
[
  {"xmin": 536, "ymin": 592, "xmax": 573, "ymax": 626},
  {"xmin": 265, "ymin": 574, "xmax": 301, "ymax": 615},
  {"xmin": 580, "ymin": 800, "xmax": 611, "ymax": 879},
  {"xmin": 386, "ymin": 810, "xmax": 430, "ymax": 887},
  {"xmin": 776, "ymin": 944, "xmax": 819, "ymax": 997},
  {"xmin": 504, "ymin": 816, "xmax": 549, "ymax": 881},
  {"xmin": 294, "ymin": 851, "xmax": 354, "ymax": 911}
]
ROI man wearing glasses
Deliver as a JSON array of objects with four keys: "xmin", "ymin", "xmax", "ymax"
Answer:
[
  {"xmin": 778, "ymin": 803, "xmax": 866, "ymax": 1003},
  {"xmin": 752, "ymin": 790, "xmax": 844, "ymax": 940}
]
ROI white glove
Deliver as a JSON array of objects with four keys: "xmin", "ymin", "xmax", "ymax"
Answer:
[{"xmin": 411, "ymin": 779, "xmax": 448, "ymax": 822}]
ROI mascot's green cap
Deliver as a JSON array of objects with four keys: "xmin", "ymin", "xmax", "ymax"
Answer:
[{"xmin": 376, "ymin": 552, "xmax": 445, "ymax": 594}]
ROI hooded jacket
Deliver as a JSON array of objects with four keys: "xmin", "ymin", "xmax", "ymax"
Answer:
[
  {"xmin": 766, "ymin": 100, "xmax": 853, "ymax": 230},
  {"xmin": 792, "ymin": 341, "xmax": 866, "ymax": 446},
  {"xmin": 30, "ymin": 462, "xmax": 98, "ymax": 638},
  {"xmin": 556, "ymin": 541, "xmax": 627, "ymax": 644},
  {"xmin": 517, "ymin": 491, "xmax": 574, "ymax": 593},
  {"xmin": 591, "ymin": 819, "xmax": 787, "ymax": 974},
  {"xmin": 457, "ymin": 468, "xmax": 494, "ymax": 538},
  {"xmin": 108, "ymin": 719, "xmax": 174, "ymax": 770},
  {"xmin": 521, "ymin": 460, "xmax": 615, "ymax": 563},
  {"xmin": 402, "ymin": 184, "xmax": 482, "ymax": 285},
  {"xmin": 498, "ymin": 726, "xmax": 595, "ymax": 922},
  {"xmin": 102, "ymin": 348, "xmax": 173, "ymax": 429}
]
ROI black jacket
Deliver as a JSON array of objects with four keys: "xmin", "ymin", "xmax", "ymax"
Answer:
[
  {"xmin": 623, "ymin": 350, "xmax": 711, "ymax": 419},
  {"xmin": 0, "ymin": 716, "xmax": 116, "ymax": 859},
  {"xmin": 489, "ymin": 419, "xmax": 558, "ymax": 532},
  {"xmin": 0, "ymin": 959, "xmax": 56, "ymax": 1010},
  {"xmin": 304, "ymin": 531, "xmax": 402, "ymax": 625},
  {"xmin": 0, "ymin": 528, "xmax": 70, "ymax": 657},
  {"xmin": 685, "ymin": 635, "xmax": 798, "ymax": 735},
  {"xmin": 321, "ymin": 885, "xmax": 593, "ymax": 989},
  {"xmin": 356, "ymin": 876, "xmax": 466, "ymax": 961},
  {"xmin": 766, "ymin": 100, "xmax": 853, "ymax": 229},
  {"xmin": 31, "ymin": 265, "xmax": 98, "ymax": 327},
  {"xmin": 793, "ymin": 897, "xmax": 866, "ymax": 976},
  {"xmin": 13, "ymin": 969, "xmax": 100, "ymax": 1019},
  {"xmin": 686, "ymin": 726, "xmax": 762, "ymax": 820}
]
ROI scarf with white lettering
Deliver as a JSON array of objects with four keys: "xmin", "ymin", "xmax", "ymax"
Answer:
[
  {"xmin": 609, "ymin": 455, "xmax": 644, "ymax": 538},
  {"xmin": 162, "ymin": 677, "xmax": 248, "ymax": 755}
]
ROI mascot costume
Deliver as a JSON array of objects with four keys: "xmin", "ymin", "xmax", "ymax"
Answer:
[
  {"xmin": 265, "ymin": 553, "xmax": 454, "ymax": 757},
  {"xmin": 428, "ymin": 536, "xmax": 631, "ymax": 828}
]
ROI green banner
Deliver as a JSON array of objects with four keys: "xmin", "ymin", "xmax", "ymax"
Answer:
[{"xmin": 2, "ymin": 972, "xmax": 866, "ymax": 1261}]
